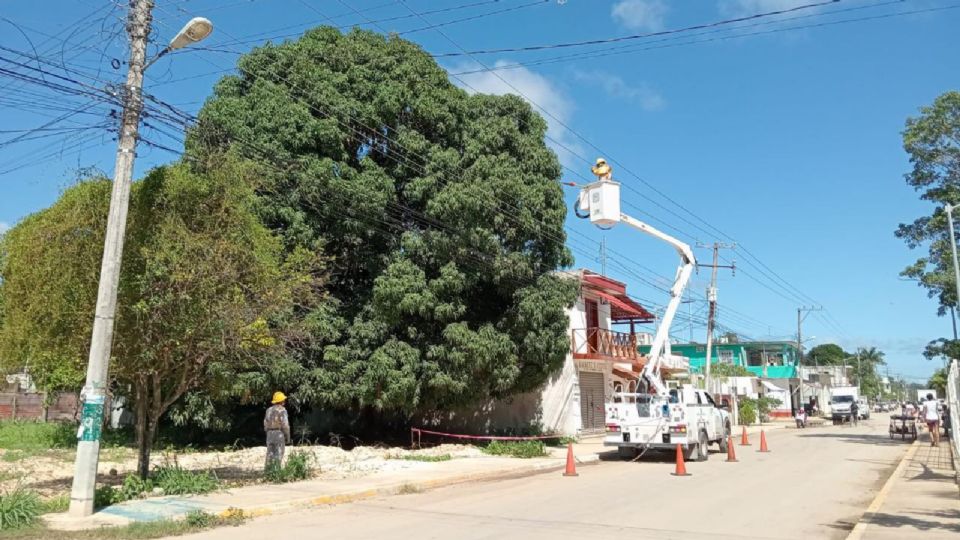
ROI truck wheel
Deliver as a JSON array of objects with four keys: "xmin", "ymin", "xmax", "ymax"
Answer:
[
  {"xmin": 696, "ymin": 431, "xmax": 709, "ymax": 462},
  {"xmin": 718, "ymin": 423, "xmax": 730, "ymax": 453}
]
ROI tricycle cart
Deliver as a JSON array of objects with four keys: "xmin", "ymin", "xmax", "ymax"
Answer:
[{"xmin": 888, "ymin": 414, "xmax": 917, "ymax": 441}]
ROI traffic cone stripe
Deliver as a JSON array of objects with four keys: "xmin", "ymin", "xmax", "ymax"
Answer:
[
  {"xmin": 671, "ymin": 443, "xmax": 691, "ymax": 476},
  {"xmin": 562, "ymin": 442, "xmax": 578, "ymax": 477}
]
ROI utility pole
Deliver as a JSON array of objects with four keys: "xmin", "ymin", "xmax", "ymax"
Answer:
[
  {"xmin": 69, "ymin": 0, "xmax": 154, "ymax": 517},
  {"xmin": 599, "ymin": 236, "xmax": 608, "ymax": 276},
  {"xmin": 696, "ymin": 242, "xmax": 735, "ymax": 393},
  {"xmin": 797, "ymin": 306, "xmax": 822, "ymax": 412}
]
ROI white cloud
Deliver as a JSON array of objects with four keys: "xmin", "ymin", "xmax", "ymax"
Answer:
[
  {"xmin": 611, "ymin": 0, "xmax": 668, "ymax": 32},
  {"xmin": 719, "ymin": 0, "xmax": 820, "ymax": 17},
  {"xmin": 572, "ymin": 69, "xmax": 665, "ymax": 111},
  {"xmin": 452, "ymin": 61, "xmax": 584, "ymax": 167}
]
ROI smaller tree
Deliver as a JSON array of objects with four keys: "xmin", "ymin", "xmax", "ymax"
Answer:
[
  {"xmin": 807, "ymin": 343, "xmax": 848, "ymax": 365},
  {"xmin": 928, "ymin": 368, "xmax": 948, "ymax": 396}
]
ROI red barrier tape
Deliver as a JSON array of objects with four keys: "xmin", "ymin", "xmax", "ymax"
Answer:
[{"xmin": 410, "ymin": 427, "xmax": 561, "ymax": 446}]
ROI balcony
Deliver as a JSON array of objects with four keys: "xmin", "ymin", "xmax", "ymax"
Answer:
[{"xmin": 571, "ymin": 327, "xmax": 640, "ymax": 362}]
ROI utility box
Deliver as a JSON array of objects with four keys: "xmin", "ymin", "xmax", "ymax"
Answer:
[{"xmin": 581, "ymin": 181, "xmax": 621, "ymax": 227}]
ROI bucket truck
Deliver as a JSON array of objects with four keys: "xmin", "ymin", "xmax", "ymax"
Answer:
[{"xmin": 576, "ymin": 180, "xmax": 731, "ymax": 461}]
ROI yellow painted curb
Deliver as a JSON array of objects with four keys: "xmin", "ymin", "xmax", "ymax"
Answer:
[{"xmin": 846, "ymin": 440, "xmax": 919, "ymax": 540}]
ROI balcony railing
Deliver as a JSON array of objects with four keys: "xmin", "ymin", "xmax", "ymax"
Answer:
[{"xmin": 571, "ymin": 327, "xmax": 640, "ymax": 361}]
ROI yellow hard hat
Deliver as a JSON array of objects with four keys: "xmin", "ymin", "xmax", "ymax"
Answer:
[
  {"xmin": 271, "ymin": 391, "xmax": 286, "ymax": 404},
  {"xmin": 595, "ymin": 157, "xmax": 607, "ymax": 165}
]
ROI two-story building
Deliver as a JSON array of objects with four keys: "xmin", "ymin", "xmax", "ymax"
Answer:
[
  {"xmin": 422, "ymin": 269, "xmax": 672, "ymax": 436},
  {"xmin": 641, "ymin": 341, "xmax": 801, "ymax": 417}
]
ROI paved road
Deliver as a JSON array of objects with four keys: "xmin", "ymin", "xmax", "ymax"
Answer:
[{"xmin": 175, "ymin": 420, "xmax": 910, "ymax": 540}]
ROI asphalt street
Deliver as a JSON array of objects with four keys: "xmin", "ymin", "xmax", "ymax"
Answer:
[{"xmin": 171, "ymin": 419, "xmax": 911, "ymax": 540}]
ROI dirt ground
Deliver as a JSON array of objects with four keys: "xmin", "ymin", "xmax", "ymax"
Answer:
[{"xmin": 1, "ymin": 443, "xmax": 485, "ymax": 496}]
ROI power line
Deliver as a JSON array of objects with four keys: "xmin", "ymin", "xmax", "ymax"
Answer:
[
  {"xmin": 450, "ymin": 2, "xmax": 958, "ymax": 75},
  {"xmin": 433, "ymin": 0, "xmax": 839, "ymax": 57}
]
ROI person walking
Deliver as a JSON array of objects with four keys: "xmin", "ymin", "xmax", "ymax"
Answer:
[
  {"xmin": 850, "ymin": 399, "xmax": 859, "ymax": 426},
  {"xmin": 264, "ymin": 391, "xmax": 292, "ymax": 470},
  {"xmin": 921, "ymin": 393, "xmax": 941, "ymax": 447}
]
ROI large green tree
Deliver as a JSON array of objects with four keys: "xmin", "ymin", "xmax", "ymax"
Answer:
[
  {"xmin": 896, "ymin": 91, "xmax": 960, "ymax": 362},
  {"xmin": 188, "ymin": 27, "xmax": 576, "ymax": 414},
  {"xmin": 0, "ymin": 159, "xmax": 324, "ymax": 476}
]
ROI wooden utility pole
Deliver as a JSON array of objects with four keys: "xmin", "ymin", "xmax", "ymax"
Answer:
[
  {"xmin": 797, "ymin": 305, "xmax": 822, "ymax": 412},
  {"xmin": 696, "ymin": 242, "xmax": 735, "ymax": 393}
]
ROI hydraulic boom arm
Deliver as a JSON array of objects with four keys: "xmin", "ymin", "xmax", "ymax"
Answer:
[{"xmin": 577, "ymin": 181, "xmax": 696, "ymax": 397}]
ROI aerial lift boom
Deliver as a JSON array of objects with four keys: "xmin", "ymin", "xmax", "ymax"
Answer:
[{"xmin": 577, "ymin": 180, "xmax": 696, "ymax": 397}]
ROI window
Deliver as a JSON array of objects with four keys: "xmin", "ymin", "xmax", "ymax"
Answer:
[{"xmin": 719, "ymin": 349, "xmax": 734, "ymax": 364}]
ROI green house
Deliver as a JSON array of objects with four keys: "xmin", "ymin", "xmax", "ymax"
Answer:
[{"xmin": 639, "ymin": 341, "xmax": 799, "ymax": 379}]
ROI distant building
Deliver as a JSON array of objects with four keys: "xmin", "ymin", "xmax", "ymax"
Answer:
[{"xmin": 641, "ymin": 341, "xmax": 801, "ymax": 417}]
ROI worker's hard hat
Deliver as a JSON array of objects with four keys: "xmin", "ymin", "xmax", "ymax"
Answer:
[
  {"xmin": 595, "ymin": 157, "xmax": 606, "ymax": 165},
  {"xmin": 271, "ymin": 391, "xmax": 287, "ymax": 404}
]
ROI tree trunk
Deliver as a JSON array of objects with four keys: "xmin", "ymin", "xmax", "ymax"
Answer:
[{"xmin": 135, "ymin": 380, "xmax": 151, "ymax": 479}]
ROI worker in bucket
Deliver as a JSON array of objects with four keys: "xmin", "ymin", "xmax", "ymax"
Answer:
[{"xmin": 264, "ymin": 391, "xmax": 292, "ymax": 470}]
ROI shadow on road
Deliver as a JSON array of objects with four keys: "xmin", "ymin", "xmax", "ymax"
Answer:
[
  {"xmin": 797, "ymin": 432, "xmax": 911, "ymax": 446},
  {"xmin": 860, "ymin": 509, "xmax": 960, "ymax": 533}
]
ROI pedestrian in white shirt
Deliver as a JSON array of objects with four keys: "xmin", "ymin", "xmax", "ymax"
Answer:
[{"xmin": 921, "ymin": 394, "xmax": 941, "ymax": 447}]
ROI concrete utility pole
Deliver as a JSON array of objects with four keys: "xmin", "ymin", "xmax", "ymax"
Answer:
[
  {"xmin": 796, "ymin": 306, "xmax": 822, "ymax": 412},
  {"xmin": 68, "ymin": 0, "xmax": 154, "ymax": 517},
  {"xmin": 697, "ymin": 242, "xmax": 735, "ymax": 393}
]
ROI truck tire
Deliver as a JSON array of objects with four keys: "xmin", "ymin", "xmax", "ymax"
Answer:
[
  {"xmin": 696, "ymin": 431, "xmax": 709, "ymax": 462},
  {"xmin": 718, "ymin": 422, "xmax": 731, "ymax": 453}
]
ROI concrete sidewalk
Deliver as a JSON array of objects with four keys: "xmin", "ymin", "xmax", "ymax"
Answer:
[
  {"xmin": 849, "ymin": 438, "xmax": 960, "ymax": 539},
  {"xmin": 45, "ymin": 442, "xmax": 602, "ymax": 531}
]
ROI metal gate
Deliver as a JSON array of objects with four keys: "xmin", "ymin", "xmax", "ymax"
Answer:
[{"xmin": 579, "ymin": 371, "xmax": 606, "ymax": 432}]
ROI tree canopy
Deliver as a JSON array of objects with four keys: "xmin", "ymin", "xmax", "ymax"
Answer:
[
  {"xmin": 895, "ymin": 91, "xmax": 960, "ymax": 363},
  {"xmin": 807, "ymin": 343, "xmax": 847, "ymax": 365},
  {"xmin": 896, "ymin": 91, "xmax": 960, "ymax": 314},
  {"xmin": 187, "ymin": 27, "xmax": 576, "ymax": 414},
  {"xmin": 0, "ymin": 158, "xmax": 324, "ymax": 476}
]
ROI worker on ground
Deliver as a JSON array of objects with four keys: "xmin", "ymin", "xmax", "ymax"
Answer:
[
  {"xmin": 850, "ymin": 400, "xmax": 859, "ymax": 426},
  {"xmin": 921, "ymin": 393, "xmax": 941, "ymax": 447},
  {"xmin": 264, "ymin": 391, "xmax": 292, "ymax": 470},
  {"xmin": 795, "ymin": 407, "xmax": 807, "ymax": 429}
]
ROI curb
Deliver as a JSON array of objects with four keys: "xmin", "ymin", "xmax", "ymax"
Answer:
[
  {"xmin": 48, "ymin": 455, "xmax": 600, "ymax": 530},
  {"xmin": 845, "ymin": 440, "xmax": 918, "ymax": 540},
  {"xmin": 220, "ymin": 455, "xmax": 600, "ymax": 519}
]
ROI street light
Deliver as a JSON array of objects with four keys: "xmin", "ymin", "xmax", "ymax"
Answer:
[
  {"xmin": 145, "ymin": 17, "xmax": 214, "ymax": 68},
  {"xmin": 68, "ymin": 4, "xmax": 213, "ymax": 518}
]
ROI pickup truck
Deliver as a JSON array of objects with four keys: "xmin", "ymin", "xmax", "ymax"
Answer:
[{"xmin": 604, "ymin": 385, "xmax": 732, "ymax": 461}]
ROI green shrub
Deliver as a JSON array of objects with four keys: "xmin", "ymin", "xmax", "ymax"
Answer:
[
  {"xmin": 265, "ymin": 451, "xmax": 313, "ymax": 483},
  {"xmin": 0, "ymin": 488, "xmax": 41, "ymax": 530},
  {"xmin": 738, "ymin": 398, "xmax": 757, "ymax": 425},
  {"xmin": 482, "ymin": 440, "xmax": 547, "ymax": 459},
  {"xmin": 185, "ymin": 510, "xmax": 216, "ymax": 528},
  {"xmin": 396, "ymin": 454, "xmax": 452, "ymax": 462},
  {"xmin": 94, "ymin": 467, "xmax": 219, "ymax": 508},
  {"xmin": 153, "ymin": 466, "xmax": 218, "ymax": 496}
]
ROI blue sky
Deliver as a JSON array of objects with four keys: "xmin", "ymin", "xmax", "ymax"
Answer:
[{"xmin": 2, "ymin": 0, "xmax": 958, "ymax": 383}]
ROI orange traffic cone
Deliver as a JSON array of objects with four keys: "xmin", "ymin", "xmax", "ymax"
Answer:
[
  {"xmin": 740, "ymin": 426, "xmax": 751, "ymax": 446},
  {"xmin": 726, "ymin": 436, "xmax": 738, "ymax": 462},
  {"xmin": 562, "ymin": 443, "xmax": 578, "ymax": 477},
  {"xmin": 671, "ymin": 444, "xmax": 691, "ymax": 476},
  {"xmin": 759, "ymin": 430, "xmax": 770, "ymax": 453}
]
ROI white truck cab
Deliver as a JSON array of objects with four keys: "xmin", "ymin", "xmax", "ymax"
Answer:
[{"xmin": 605, "ymin": 385, "xmax": 732, "ymax": 461}]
